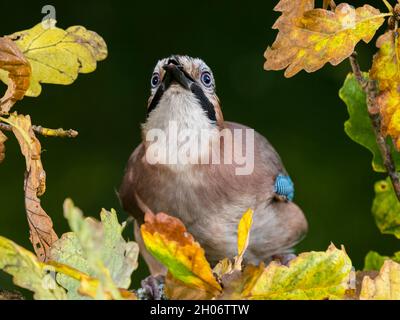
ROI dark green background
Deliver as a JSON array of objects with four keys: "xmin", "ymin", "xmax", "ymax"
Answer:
[{"xmin": 1, "ymin": 0, "xmax": 398, "ymax": 292}]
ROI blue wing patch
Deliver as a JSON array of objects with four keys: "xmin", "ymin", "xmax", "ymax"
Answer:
[{"xmin": 274, "ymin": 174, "xmax": 294, "ymax": 201}]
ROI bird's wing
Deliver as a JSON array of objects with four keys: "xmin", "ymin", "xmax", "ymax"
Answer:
[
  {"xmin": 118, "ymin": 143, "xmax": 148, "ymax": 223},
  {"xmin": 224, "ymin": 121, "xmax": 292, "ymax": 199}
]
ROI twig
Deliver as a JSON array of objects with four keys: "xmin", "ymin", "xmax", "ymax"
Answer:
[
  {"xmin": 0, "ymin": 122, "xmax": 78, "ymax": 138},
  {"xmin": 349, "ymin": 53, "xmax": 366, "ymax": 88},
  {"xmin": 349, "ymin": 52, "xmax": 400, "ymax": 201},
  {"xmin": 329, "ymin": 0, "xmax": 337, "ymax": 10}
]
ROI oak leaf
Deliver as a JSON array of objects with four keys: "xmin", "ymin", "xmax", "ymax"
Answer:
[
  {"xmin": 220, "ymin": 244, "xmax": 352, "ymax": 300},
  {"xmin": 47, "ymin": 261, "xmax": 136, "ymax": 300},
  {"xmin": 265, "ymin": 3, "xmax": 385, "ymax": 77},
  {"xmin": 0, "ymin": 37, "xmax": 30, "ymax": 114},
  {"xmin": 339, "ymin": 73, "xmax": 400, "ymax": 172},
  {"xmin": 0, "ymin": 236, "xmax": 66, "ymax": 300},
  {"xmin": 2, "ymin": 113, "xmax": 58, "ymax": 261},
  {"xmin": 370, "ymin": 30, "xmax": 400, "ymax": 149},
  {"xmin": 50, "ymin": 199, "xmax": 139, "ymax": 300},
  {"xmin": 272, "ymin": 0, "xmax": 314, "ymax": 29},
  {"xmin": 360, "ymin": 260, "xmax": 400, "ymax": 300},
  {"xmin": 372, "ymin": 178, "xmax": 400, "ymax": 239},
  {"xmin": 237, "ymin": 208, "xmax": 253, "ymax": 260},
  {"xmin": 214, "ymin": 208, "xmax": 253, "ymax": 277},
  {"xmin": 141, "ymin": 212, "xmax": 222, "ymax": 296},
  {"xmin": 0, "ymin": 20, "xmax": 107, "ymax": 97}
]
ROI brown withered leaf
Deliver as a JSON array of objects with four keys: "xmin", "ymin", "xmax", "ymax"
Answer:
[
  {"xmin": 0, "ymin": 37, "xmax": 31, "ymax": 114},
  {"xmin": 0, "ymin": 130, "xmax": 6, "ymax": 163},
  {"xmin": 5, "ymin": 113, "xmax": 58, "ymax": 261},
  {"xmin": 272, "ymin": 0, "xmax": 315, "ymax": 29},
  {"xmin": 265, "ymin": 3, "xmax": 385, "ymax": 77},
  {"xmin": 370, "ymin": 30, "xmax": 400, "ymax": 149}
]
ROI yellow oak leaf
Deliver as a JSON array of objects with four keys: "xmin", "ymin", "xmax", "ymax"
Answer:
[
  {"xmin": 360, "ymin": 260, "xmax": 400, "ymax": 300},
  {"xmin": 233, "ymin": 208, "xmax": 253, "ymax": 270},
  {"xmin": 265, "ymin": 3, "xmax": 385, "ymax": 77},
  {"xmin": 370, "ymin": 30, "xmax": 400, "ymax": 149},
  {"xmin": 0, "ymin": 20, "xmax": 107, "ymax": 97},
  {"xmin": 237, "ymin": 208, "xmax": 253, "ymax": 258},
  {"xmin": 0, "ymin": 236, "xmax": 66, "ymax": 300},
  {"xmin": 214, "ymin": 209, "xmax": 254, "ymax": 278},
  {"xmin": 219, "ymin": 244, "xmax": 353, "ymax": 300},
  {"xmin": 141, "ymin": 212, "xmax": 222, "ymax": 296}
]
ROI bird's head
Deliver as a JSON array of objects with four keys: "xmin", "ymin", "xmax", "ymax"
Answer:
[{"xmin": 143, "ymin": 55, "xmax": 224, "ymax": 135}]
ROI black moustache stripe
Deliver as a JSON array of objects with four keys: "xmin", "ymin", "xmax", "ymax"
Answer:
[
  {"xmin": 190, "ymin": 83, "xmax": 217, "ymax": 122},
  {"xmin": 147, "ymin": 84, "xmax": 165, "ymax": 116},
  {"xmin": 146, "ymin": 83, "xmax": 217, "ymax": 123}
]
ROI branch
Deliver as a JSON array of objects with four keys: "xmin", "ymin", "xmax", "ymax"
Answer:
[
  {"xmin": 349, "ymin": 52, "xmax": 400, "ymax": 201},
  {"xmin": 0, "ymin": 122, "xmax": 78, "ymax": 138}
]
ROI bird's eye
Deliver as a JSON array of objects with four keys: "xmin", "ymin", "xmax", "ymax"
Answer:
[
  {"xmin": 151, "ymin": 73, "xmax": 160, "ymax": 88},
  {"xmin": 200, "ymin": 71, "xmax": 213, "ymax": 88}
]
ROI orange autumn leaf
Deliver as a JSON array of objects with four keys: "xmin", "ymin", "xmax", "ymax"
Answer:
[
  {"xmin": 265, "ymin": 3, "xmax": 385, "ymax": 77},
  {"xmin": 141, "ymin": 212, "xmax": 221, "ymax": 295},
  {"xmin": 0, "ymin": 37, "xmax": 30, "ymax": 114},
  {"xmin": 370, "ymin": 30, "xmax": 400, "ymax": 150},
  {"xmin": 272, "ymin": 0, "xmax": 314, "ymax": 29}
]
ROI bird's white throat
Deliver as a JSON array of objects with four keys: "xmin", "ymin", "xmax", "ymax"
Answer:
[{"xmin": 142, "ymin": 87, "xmax": 219, "ymax": 169}]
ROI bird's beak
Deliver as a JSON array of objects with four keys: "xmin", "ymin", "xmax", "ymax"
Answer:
[{"xmin": 162, "ymin": 63, "xmax": 193, "ymax": 90}]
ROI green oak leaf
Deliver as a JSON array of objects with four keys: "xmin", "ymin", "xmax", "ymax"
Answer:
[
  {"xmin": 364, "ymin": 251, "xmax": 400, "ymax": 271},
  {"xmin": 339, "ymin": 73, "xmax": 400, "ymax": 172},
  {"xmin": 0, "ymin": 236, "xmax": 66, "ymax": 300},
  {"xmin": 372, "ymin": 178, "xmax": 400, "ymax": 239},
  {"xmin": 50, "ymin": 199, "xmax": 139, "ymax": 300}
]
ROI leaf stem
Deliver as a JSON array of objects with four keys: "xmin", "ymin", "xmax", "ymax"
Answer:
[
  {"xmin": 382, "ymin": 0, "xmax": 393, "ymax": 12},
  {"xmin": 0, "ymin": 121, "xmax": 78, "ymax": 138},
  {"xmin": 349, "ymin": 53, "xmax": 400, "ymax": 201}
]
